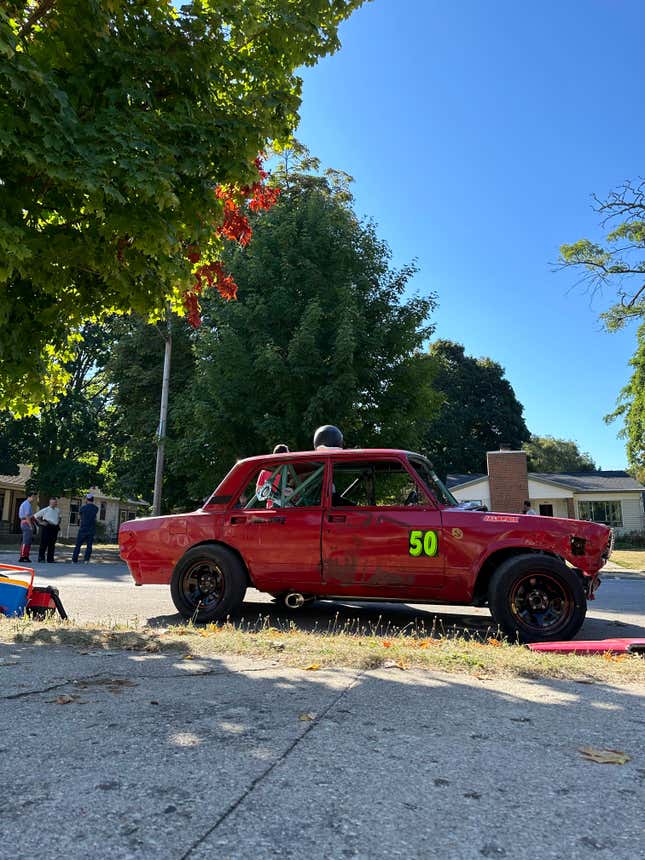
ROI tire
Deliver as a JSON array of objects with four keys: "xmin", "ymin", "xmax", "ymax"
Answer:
[
  {"xmin": 488, "ymin": 554, "xmax": 586, "ymax": 643},
  {"xmin": 170, "ymin": 544, "xmax": 247, "ymax": 623}
]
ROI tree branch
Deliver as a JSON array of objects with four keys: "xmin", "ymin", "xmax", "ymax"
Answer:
[{"xmin": 18, "ymin": 0, "xmax": 57, "ymax": 40}]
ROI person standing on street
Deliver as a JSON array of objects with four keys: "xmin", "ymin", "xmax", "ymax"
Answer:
[
  {"xmin": 18, "ymin": 491, "xmax": 37, "ymax": 562},
  {"xmin": 72, "ymin": 493, "xmax": 99, "ymax": 563},
  {"xmin": 35, "ymin": 498, "xmax": 61, "ymax": 563}
]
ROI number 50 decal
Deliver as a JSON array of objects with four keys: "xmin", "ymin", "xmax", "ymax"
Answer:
[{"xmin": 409, "ymin": 529, "xmax": 438, "ymax": 557}]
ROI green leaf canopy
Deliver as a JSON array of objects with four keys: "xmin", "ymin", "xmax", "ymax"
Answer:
[{"xmin": 0, "ymin": 0, "xmax": 365, "ymax": 413}]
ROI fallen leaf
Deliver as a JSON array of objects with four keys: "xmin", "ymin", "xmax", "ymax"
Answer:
[
  {"xmin": 52, "ymin": 694, "xmax": 79, "ymax": 705},
  {"xmin": 602, "ymin": 652, "xmax": 629, "ymax": 663},
  {"xmin": 298, "ymin": 712, "xmax": 316, "ymax": 722},
  {"xmin": 382, "ymin": 640, "xmax": 392, "ymax": 648},
  {"xmin": 486, "ymin": 638, "xmax": 503, "ymax": 648},
  {"xmin": 182, "ymin": 654, "xmax": 194, "ymax": 660},
  {"xmin": 383, "ymin": 659, "xmax": 407, "ymax": 670},
  {"xmin": 304, "ymin": 663, "xmax": 320, "ymax": 671},
  {"xmin": 578, "ymin": 746, "xmax": 631, "ymax": 765}
]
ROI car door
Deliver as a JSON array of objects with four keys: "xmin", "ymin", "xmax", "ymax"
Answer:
[
  {"xmin": 221, "ymin": 458, "xmax": 326, "ymax": 593},
  {"xmin": 321, "ymin": 457, "xmax": 445, "ymax": 598}
]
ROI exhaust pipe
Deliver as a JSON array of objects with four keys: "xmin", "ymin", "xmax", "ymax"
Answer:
[{"xmin": 284, "ymin": 592, "xmax": 306, "ymax": 609}]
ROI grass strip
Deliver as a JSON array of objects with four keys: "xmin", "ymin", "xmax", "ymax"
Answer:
[{"xmin": 1, "ymin": 614, "xmax": 643, "ymax": 685}]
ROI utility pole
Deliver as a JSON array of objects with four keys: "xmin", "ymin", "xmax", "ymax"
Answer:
[{"xmin": 152, "ymin": 310, "xmax": 172, "ymax": 516}]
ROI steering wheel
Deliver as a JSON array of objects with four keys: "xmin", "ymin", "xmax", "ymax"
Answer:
[{"xmin": 257, "ymin": 481, "xmax": 275, "ymax": 502}]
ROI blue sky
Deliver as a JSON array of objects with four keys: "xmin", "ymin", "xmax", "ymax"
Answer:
[{"xmin": 296, "ymin": 0, "xmax": 644, "ymax": 469}]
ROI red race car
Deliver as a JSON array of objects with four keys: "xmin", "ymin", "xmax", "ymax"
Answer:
[{"xmin": 119, "ymin": 448, "xmax": 613, "ymax": 642}]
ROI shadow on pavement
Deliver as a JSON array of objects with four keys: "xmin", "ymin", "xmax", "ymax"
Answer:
[{"xmin": 147, "ymin": 597, "xmax": 500, "ymax": 640}]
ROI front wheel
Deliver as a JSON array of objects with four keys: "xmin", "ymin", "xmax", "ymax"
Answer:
[
  {"xmin": 170, "ymin": 545, "xmax": 246, "ymax": 622},
  {"xmin": 488, "ymin": 554, "xmax": 586, "ymax": 643}
]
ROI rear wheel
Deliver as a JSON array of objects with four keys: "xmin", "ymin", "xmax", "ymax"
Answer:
[
  {"xmin": 488, "ymin": 554, "xmax": 586, "ymax": 643},
  {"xmin": 170, "ymin": 545, "xmax": 246, "ymax": 623}
]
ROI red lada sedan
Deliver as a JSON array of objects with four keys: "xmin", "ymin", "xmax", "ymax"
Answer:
[{"xmin": 119, "ymin": 448, "xmax": 613, "ymax": 642}]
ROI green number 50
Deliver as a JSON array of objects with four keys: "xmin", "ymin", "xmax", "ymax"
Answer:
[{"xmin": 409, "ymin": 529, "xmax": 438, "ymax": 557}]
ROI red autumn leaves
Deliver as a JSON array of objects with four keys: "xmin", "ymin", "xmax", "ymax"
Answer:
[{"xmin": 183, "ymin": 156, "xmax": 280, "ymax": 328}]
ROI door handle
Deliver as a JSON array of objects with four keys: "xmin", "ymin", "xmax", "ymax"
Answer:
[
  {"xmin": 230, "ymin": 515, "xmax": 286, "ymax": 525},
  {"xmin": 327, "ymin": 514, "xmax": 346, "ymax": 523}
]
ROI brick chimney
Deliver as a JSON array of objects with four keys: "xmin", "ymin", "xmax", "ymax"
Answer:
[{"xmin": 487, "ymin": 447, "xmax": 529, "ymax": 513}]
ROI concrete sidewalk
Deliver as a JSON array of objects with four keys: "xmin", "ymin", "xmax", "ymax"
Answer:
[{"xmin": 1, "ymin": 643, "xmax": 643, "ymax": 859}]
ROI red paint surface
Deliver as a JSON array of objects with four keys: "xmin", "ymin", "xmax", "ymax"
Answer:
[
  {"xmin": 528, "ymin": 639, "xmax": 645, "ymax": 654},
  {"xmin": 119, "ymin": 449, "xmax": 612, "ymax": 606}
]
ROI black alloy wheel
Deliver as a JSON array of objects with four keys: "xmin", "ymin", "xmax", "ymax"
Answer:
[
  {"xmin": 170, "ymin": 545, "xmax": 246, "ymax": 622},
  {"xmin": 488, "ymin": 554, "xmax": 586, "ymax": 643}
]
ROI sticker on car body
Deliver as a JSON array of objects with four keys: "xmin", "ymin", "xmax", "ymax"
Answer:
[{"xmin": 408, "ymin": 530, "xmax": 438, "ymax": 557}]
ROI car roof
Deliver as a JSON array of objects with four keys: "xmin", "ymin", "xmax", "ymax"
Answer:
[{"xmin": 237, "ymin": 448, "xmax": 421, "ymax": 466}]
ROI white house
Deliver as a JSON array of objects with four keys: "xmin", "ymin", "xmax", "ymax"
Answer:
[
  {"xmin": 0, "ymin": 466, "xmax": 148, "ymax": 542},
  {"xmin": 447, "ymin": 449, "xmax": 645, "ymax": 536}
]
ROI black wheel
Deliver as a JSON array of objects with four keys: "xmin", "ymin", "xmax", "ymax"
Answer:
[
  {"xmin": 170, "ymin": 545, "xmax": 247, "ymax": 622},
  {"xmin": 488, "ymin": 554, "xmax": 586, "ymax": 643}
]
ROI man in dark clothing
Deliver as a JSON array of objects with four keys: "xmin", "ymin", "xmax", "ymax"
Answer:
[{"xmin": 72, "ymin": 493, "xmax": 100, "ymax": 563}]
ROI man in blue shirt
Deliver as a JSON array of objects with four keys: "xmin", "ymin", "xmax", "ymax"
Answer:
[
  {"xmin": 72, "ymin": 493, "xmax": 100, "ymax": 563},
  {"xmin": 18, "ymin": 491, "xmax": 37, "ymax": 562}
]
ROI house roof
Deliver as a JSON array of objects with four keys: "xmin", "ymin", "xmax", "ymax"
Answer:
[
  {"xmin": 446, "ymin": 474, "xmax": 486, "ymax": 490},
  {"xmin": 0, "ymin": 464, "xmax": 32, "ymax": 487},
  {"xmin": 529, "ymin": 471, "xmax": 645, "ymax": 492},
  {"xmin": 447, "ymin": 470, "xmax": 645, "ymax": 493}
]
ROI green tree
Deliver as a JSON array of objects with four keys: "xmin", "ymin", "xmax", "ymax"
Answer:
[
  {"xmin": 424, "ymin": 340, "xmax": 530, "ymax": 479},
  {"xmin": 605, "ymin": 320, "xmax": 645, "ymax": 480},
  {"xmin": 100, "ymin": 315, "xmax": 197, "ymax": 509},
  {"xmin": 183, "ymin": 161, "xmax": 438, "ymax": 499},
  {"xmin": 560, "ymin": 180, "xmax": 645, "ymax": 330},
  {"xmin": 0, "ymin": 321, "xmax": 116, "ymax": 495},
  {"xmin": 523, "ymin": 435, "xmax": 597, "ymax": 473},
  {"xmin": 0, "ymin": 0, "xmax": 365, "ymax": 413}
]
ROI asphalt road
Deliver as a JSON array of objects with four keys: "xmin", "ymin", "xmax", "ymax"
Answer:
[
  {"xmin": 2, "ymin": 552, "xmax": 644, "ymax": 639},
  {"xmin": 1, "ymin": 648, "xmax": 643, "ymax": 859},
  {"xmin": 1, "ymin": 554, "xmax": 643, "ymax": 859}
]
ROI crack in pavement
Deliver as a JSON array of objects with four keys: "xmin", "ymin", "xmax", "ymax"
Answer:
[
  {"xmin": 0, "ymin": 663, "xmax": 287, "ymax": 700},
  {"xmin": 177, "ymin": 670, "xmax": 365, "ymax": 860},
  {"xmin": 3, "ymin": 672, "xmax": 109, "ymax": 700}
]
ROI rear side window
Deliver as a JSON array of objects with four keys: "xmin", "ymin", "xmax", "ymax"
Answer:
[
  {"xmin": 331, "ymin": 460, "xmax": 430, "ymax": 507},
  {"xmin": 235, "ymin": 461, "xmax": 325, "ymax": 509}
]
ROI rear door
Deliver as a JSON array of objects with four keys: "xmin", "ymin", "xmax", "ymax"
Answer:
[{"xmin": 322, "ymin": 457, "xmax": 445, "ymax": 598}]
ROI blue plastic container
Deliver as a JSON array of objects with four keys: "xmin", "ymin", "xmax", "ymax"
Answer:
[{"xmin": 0, "ymin": 577, "xmax": 30, "ymax": 617}]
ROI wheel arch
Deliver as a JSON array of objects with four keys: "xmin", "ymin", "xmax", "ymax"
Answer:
[
  {"xmin": 472, "ymin": 547, "xmax": 565, "ymax": 606},
  {"xmin": 177, "ymin": 540, "xmax": 254, "ymax": 588}
]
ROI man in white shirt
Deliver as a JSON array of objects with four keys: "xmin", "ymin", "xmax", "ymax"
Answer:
[{"xmin": 35, "ymin": 498, "xmax": 62, "ymax": 563}]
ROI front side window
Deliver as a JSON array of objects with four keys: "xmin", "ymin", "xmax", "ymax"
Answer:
[
  {"xmin": 331, "ymin": 460, "xmax": 430, "ymax": 508},
  {"xmin": 236, "ymin": 461, "xmax": 325, "ymax": 510},
  {"xmin": 408, "ymin": 457, "xmax": 458, "ymax": 507},
  {"xmin": 578, "ymin": 500, "xmax": 623, "ymax": 528}
]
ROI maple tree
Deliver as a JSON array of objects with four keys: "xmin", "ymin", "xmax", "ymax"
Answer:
[{"xmin": 0, "ymin": 0, "xmax": 365, "ymax": 414}]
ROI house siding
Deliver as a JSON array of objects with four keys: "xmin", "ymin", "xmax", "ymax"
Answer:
[{"xmin": 574, "ymin": 492, "xmax": 644, "ymax": 535}]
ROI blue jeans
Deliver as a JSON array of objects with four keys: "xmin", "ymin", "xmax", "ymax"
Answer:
[
  {"xmin": 73, "ymin": 528, "xmax": 95, "ymax": 562},
  {"xmin": 21, "ymin": 523, "xmax": 33, "ymax": 551}
]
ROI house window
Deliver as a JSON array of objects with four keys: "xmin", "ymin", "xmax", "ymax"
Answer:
[
  {"xmin": 69, "ymin": 497, "xmax": 81, "ymax": 526},
  {"xmin": 119, "ymin": 509, "xmax": 136, "ymax": 524},
  {"xmin": 99, "ymin": 502, "xmax": 106, "ymax": 521},
  {"xmin": 578, "ymin": 500, "xmax": 623, "ymax": 528}
]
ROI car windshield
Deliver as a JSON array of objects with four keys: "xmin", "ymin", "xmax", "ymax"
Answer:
[{"xmin": 407, "ymin": 456, "xmax": 458, "ymax": 507}]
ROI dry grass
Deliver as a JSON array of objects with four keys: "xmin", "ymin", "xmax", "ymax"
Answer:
[
  {"xmin": 611, "ymin": 549, "xmax": 645, "ymax": 571},
  {"xmin": 1, "ymin": 614, "xmax": 643, "ymax": 685}
]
